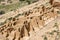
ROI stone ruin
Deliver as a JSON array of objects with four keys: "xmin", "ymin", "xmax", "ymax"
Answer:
[{"xmin": 0, "ymin": 0, "xmax": 60, "ymax": 40}]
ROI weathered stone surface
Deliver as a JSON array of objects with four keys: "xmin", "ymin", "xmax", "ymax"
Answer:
[{"xmin": 0, "ymin": 0, "xmax": 59, "ymax": 40}]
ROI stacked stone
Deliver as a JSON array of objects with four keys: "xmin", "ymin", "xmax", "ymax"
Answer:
[{"xmin": 0, "ymin": 0, "xmax": 59, "ymax": 40}]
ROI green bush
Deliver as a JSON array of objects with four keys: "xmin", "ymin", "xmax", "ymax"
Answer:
[
  {"xmin": 19, "ymin": 0, "xmax": 25, "ymax": 1},
  {"xmin": 44, "ymin": 36, "xmax": 47, "ymax": 40},
  {"xmin": 0, "ymin": 10, "xmax": 5, "ymax": 15}
]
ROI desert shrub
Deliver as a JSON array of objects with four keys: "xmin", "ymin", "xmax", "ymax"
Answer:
[{"xmin": 0, "ymin": 10, "xmax": 5, "ymax": 15}]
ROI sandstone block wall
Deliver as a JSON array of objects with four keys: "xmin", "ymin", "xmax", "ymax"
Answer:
[{"xmin": 0, "ymin": 0, "xmax": 59, "ymax": 40}]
